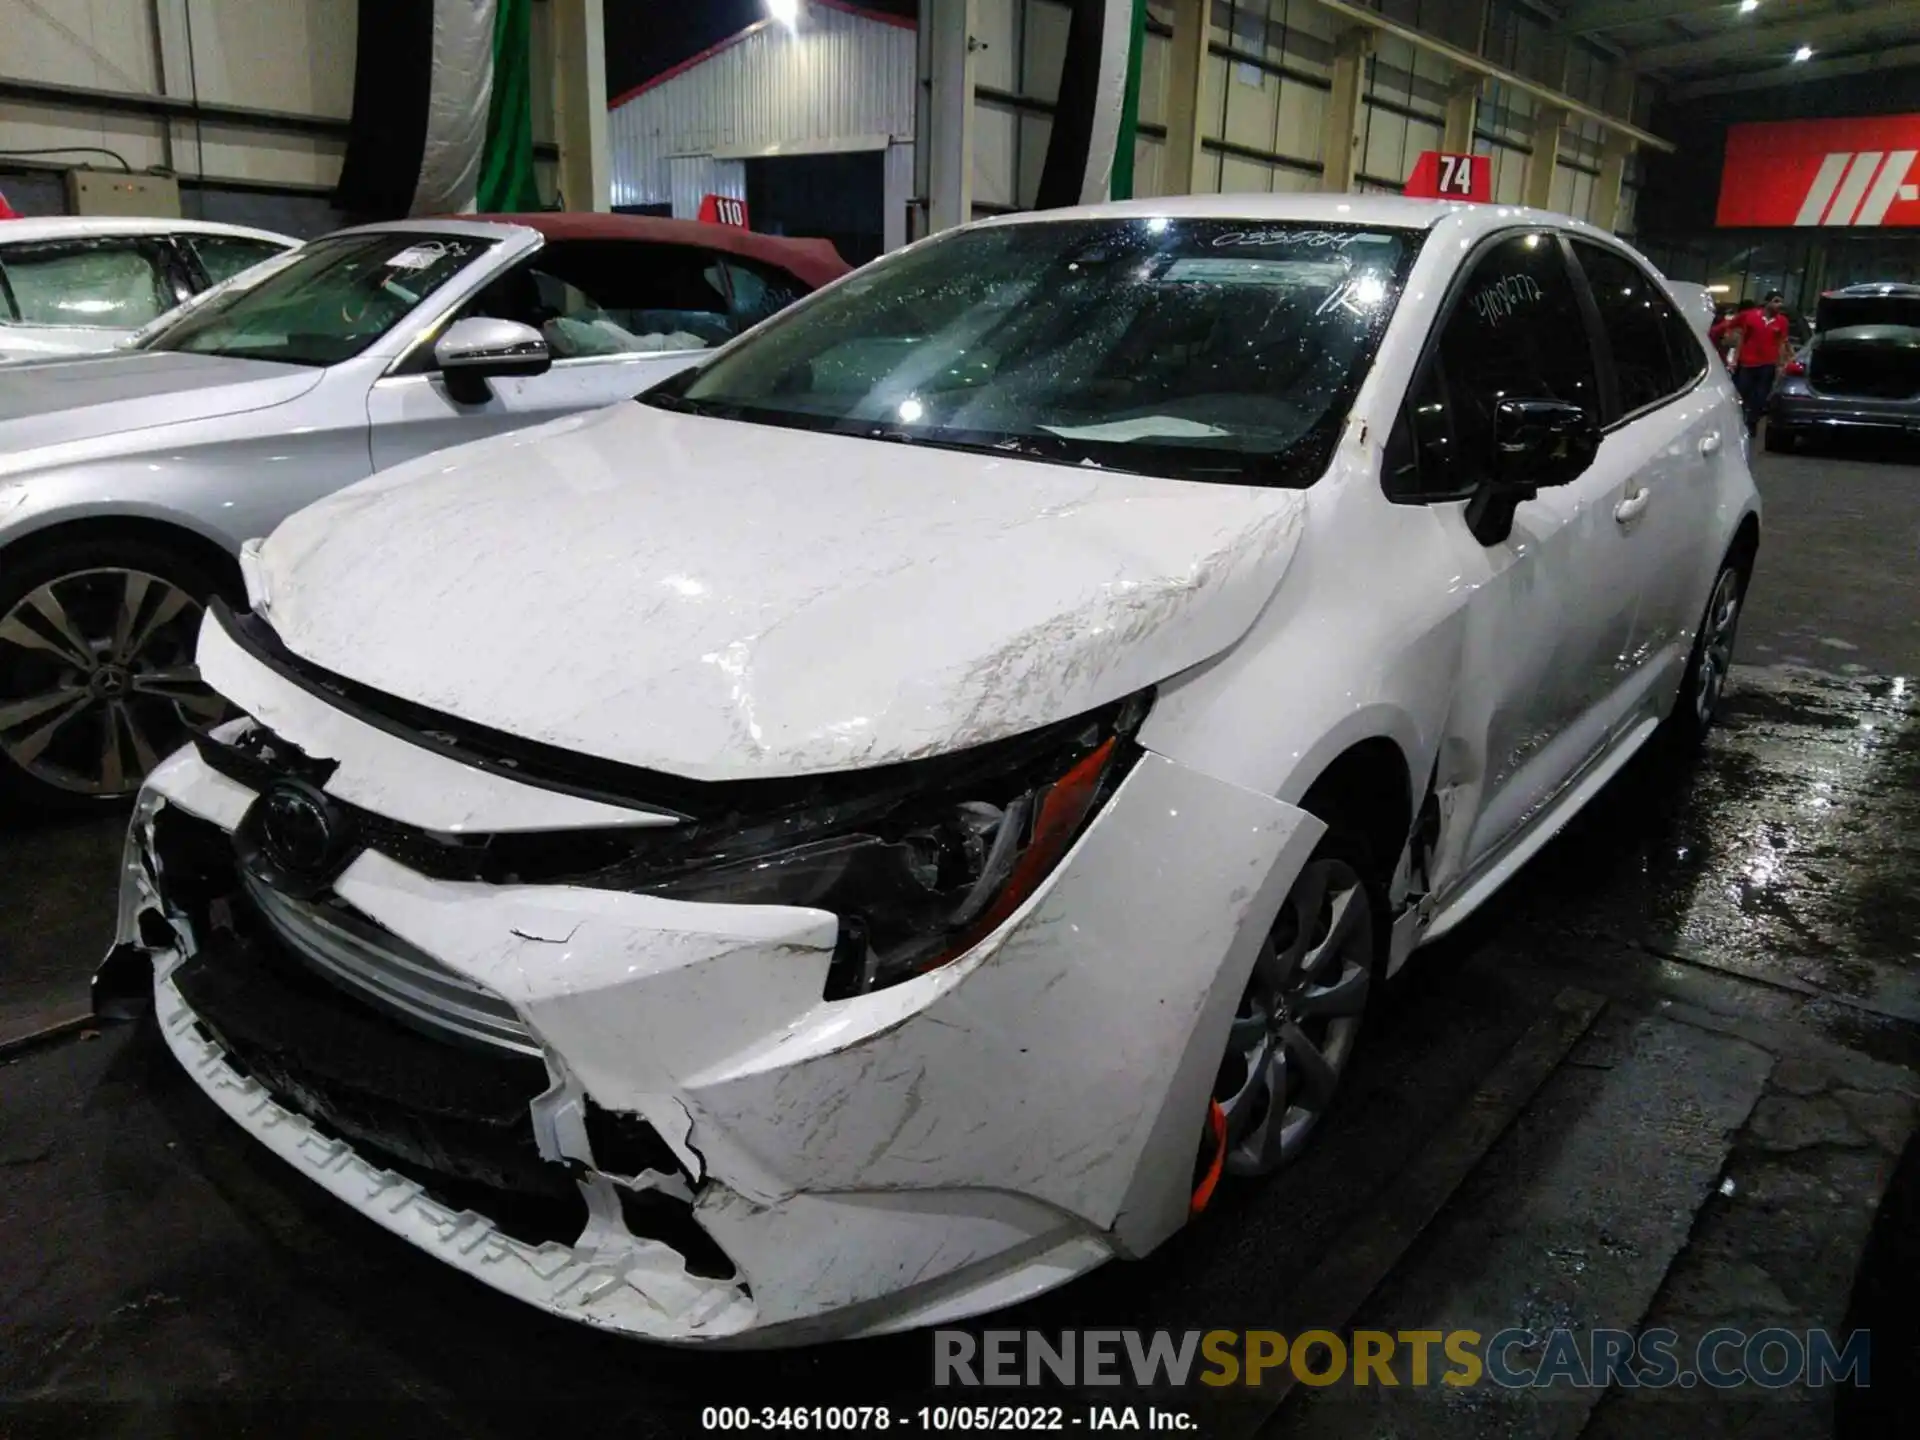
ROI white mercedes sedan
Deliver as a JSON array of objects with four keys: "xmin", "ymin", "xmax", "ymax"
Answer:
[
  {"xmin": 0, "ymin": 215, "xmax": 294, "ymax": 361},
  {"xmin": 102, "ymin": 195, "xmax": 1758, "ymax": 1347}
]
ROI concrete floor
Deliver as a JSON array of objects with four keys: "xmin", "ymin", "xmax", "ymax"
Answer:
[{"xmin": 1, "ymin": 442, "xmax": 1916, "ymax": 1438}]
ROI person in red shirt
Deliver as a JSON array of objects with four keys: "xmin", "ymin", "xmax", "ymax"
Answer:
[{"xmin": 1710, "ymin": 290, "xmax": 1790, "ymax": 434}]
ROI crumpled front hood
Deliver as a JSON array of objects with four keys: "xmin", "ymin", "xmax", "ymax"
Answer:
[
  {"xmin": 254, "ymin": 404, "xmax": 1308, "ymax": 780},
  {"xmin": 0, "ymin": 351, "xmax": 320, "ymax": 465}
]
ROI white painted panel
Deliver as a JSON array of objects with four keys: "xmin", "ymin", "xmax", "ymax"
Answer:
[
  {"xmin": 1270, "ymin": 163, "xmax": 1314, "ymax": 194},
  {"xmin": 1202, "ymin": 52, "xmax": 1231, "ymax": 144},
  {"xmin": 1017, "ymin": 112, "xmax": 1051, "ymax": 209},
  {"xmin": 1137, "ymin": 29, "xmax": 1169, "ymax": 129},
  {"xmin": 973, "ymin": 98, "xmax": 1019, "ymax": 210},
  {"xmin": 1131, "ymin": 132, "xmax": 1163, "ymax": 198},
  {"xmin": 1220, "ymin": 153, "xmax": 1274, "ymax": 195},
  {"xmin": 1222, "ymin": 71, "xmax": 1278, "ymax": 153},
  {"xmin": 883, "ymin": 139, "xmax": 913, "ymax": 251},
  {"xmin": 1361, "ymin": 106, "xmax": 1406, "ymax": 185},
  {"xmin": 668, "ymin": 154, "xmax": 745, "ymax": 221},
  {"xmin": 1022, "ymin": 0, "xmax": 1072, "ymax": 105},
  {"xmin": 1281, "ymin": 0, "xmax": 1334, "ymax": 47},
  {"xmin": 972, "ymin": 0, "xmax": 1019, "ymax": 92},
  {"xmin": 0, "ymin": 0, "xmax": 356, "ymax": 191},
  {"xmin": 1275, "ymin": 70, "xmax": 1323, "ymax": 166}
]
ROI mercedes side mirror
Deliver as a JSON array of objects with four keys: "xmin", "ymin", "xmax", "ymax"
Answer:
[
  {"xmin": 434, "ymin": 316, "xmax": 550, "ymax": 404},
  {"xmin": 1466, "ymin": 398, "xmax": 1601, "ymax": 546}
]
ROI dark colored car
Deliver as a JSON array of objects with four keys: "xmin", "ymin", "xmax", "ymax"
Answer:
[{"xmin": 1769, "ymin": 282, "xmax": 1920, "ymax": 452}]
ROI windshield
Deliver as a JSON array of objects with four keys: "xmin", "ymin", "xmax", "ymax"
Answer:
[
  {"xmin": 143, "ymin": 232, "xmax": 491, "ymax": 366},
  {"xmin": 646, "ymin": 218, "xmax": 1420, "ymax": 486}
]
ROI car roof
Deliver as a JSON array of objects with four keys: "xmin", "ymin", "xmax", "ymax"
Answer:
[
  {"xmin": 976, "ymin": 192, "xmax": 1637, "ymax": 247},
  {"xmin": 334, "ymin": 211, "xmax": 852, "ymax": 290},
  {"xmin": 0, "ymin": 215, "xmax": 297, "ymax": 246},
  {"xmin": 1825, "ymin": 282, "xmax": 1920, "ymax": 299}
]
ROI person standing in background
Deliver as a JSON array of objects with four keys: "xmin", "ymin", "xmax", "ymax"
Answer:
[{"xmin": 1710, "ymin": 290, "xmax": 1791, "ymax": 435}]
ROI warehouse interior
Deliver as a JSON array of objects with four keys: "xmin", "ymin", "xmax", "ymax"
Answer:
[{"xmin": 4, "ymin": 2, "xmax": 1920, "ymax": 1437}]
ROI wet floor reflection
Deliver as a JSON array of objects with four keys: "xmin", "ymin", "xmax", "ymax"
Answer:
[{"xmin": 1486, "ymin": 665, "xmax": 1920, "ymax": 1019}]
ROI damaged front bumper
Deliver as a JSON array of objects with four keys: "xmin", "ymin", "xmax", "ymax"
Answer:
[{"xmin": 110, "ymin": 710, "xmax": 1318, "ymax": 1345}]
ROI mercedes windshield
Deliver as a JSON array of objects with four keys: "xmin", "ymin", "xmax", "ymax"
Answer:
[{"xmin": 141, "ymin": 231, "xmax": 491, "ymax": 367}]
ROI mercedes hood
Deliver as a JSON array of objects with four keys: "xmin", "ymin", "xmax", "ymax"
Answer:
[
  {"xmin": 0, "ymin": 351, "xmax": 322, "ymax": 461},
  {"xmin": 249, "ymin": 404, "xmax": 1309, "ymax": 780}
]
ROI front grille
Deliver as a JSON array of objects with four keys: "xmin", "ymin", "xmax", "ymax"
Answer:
[
  {"xmin": 240, "ymin": 870, "xmax": 538, "ymax": 1056},
  {"xmin": 150, "ymin": 806, "xmax": 704, "ymax": 1255},
  {"xmin": 153, "ymin": 808, "xmax": 577, "ymax": 1220}
]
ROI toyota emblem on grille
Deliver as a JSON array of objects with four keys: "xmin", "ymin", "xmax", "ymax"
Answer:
[{"xmin": 236, "ymin": 778, "xmax": 356, "ymax": 898}]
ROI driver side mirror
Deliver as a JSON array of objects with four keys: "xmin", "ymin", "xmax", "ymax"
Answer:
[
  {"xmin": 1465, "ymin": 398, "xmax": 1601, "ymax": 546},
  {"xmin": 434, "ymin": 316, "xmax": 551, "ymax": 405}
]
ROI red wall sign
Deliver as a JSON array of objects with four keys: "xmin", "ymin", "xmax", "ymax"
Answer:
[
  {"xmin": 698, "ymin": 193, "xmax": 749, "ymax": 228},
  {"xmin": 1404, "ymin": 151, "xmax": 1491, "ymax": 202},
  {"xmin": 1717, "ymin": 115, "xmax": 1920, "ymax": 228}
]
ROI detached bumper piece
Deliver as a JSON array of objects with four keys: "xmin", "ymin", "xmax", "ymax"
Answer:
[{"xmin": 133, "ymin": 805, "xmax": 756, "ymax": 1337}]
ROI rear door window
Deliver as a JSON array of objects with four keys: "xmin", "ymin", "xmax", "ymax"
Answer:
[{"xmin": 1570, "ymin": 240, "xmax": 1698, "ymax": 419}]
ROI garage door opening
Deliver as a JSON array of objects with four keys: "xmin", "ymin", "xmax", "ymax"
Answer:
[{"xmin": 745, "ymin": 151, "xmax": 884, "ymax": 267}]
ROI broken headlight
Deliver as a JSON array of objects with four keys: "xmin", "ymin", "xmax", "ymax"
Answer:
[{"xmin": 636, "ymin": 693, "xmax": 1150, "ymax": 998}]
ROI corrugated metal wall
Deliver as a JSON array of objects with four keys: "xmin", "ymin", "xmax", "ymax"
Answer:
[
  {"xmin": 609, "ymin": 0, "xmax": 1645, "ymax": 238},
  {"xmin": 973, "ymin": 0, "xmax": 1644, "ymax": 232},
  {"xmin": 608, "ymin": 7, "xmax": 916, "ymax": 214}
]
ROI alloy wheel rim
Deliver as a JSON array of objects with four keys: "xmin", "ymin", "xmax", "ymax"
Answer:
[
  {"xmin": 0, "ymin": 567, "xmax": 222, "ymax": 796},
  {"xmin": 1694, "ymin": 567, "xmax": 1742, "ymax": 726},
  {"xmin": 1217, "ymin": 855, "xmax": 1373, "ymax": 1176}
]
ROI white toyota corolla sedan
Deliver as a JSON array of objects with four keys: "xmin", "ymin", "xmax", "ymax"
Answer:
[{"xmin": 102, "ymin": 195, "xmax": 1758, "ymax": 1346}]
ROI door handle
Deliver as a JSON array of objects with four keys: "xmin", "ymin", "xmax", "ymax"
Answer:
[
  {"xmin": 1699, "ymin": 431, "xmax": 1722, "ymax": 456},
  {"xmin": 1614, "ymin": 487, "xmax": 1652, "ymax": 525}
]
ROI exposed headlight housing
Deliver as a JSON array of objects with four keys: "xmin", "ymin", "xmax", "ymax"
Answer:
[{"xmin": 629, "ymin": 692, "xmax": 1151, "ymax": 998}]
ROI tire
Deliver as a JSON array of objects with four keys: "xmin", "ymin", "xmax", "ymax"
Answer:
[
  {"xmin": 1662, "ymin": 549, "xmax": 1749, "ymax": 751},
  {"xmin": 0, "ymin": 531, "xmax": 235, "ymax": 814},
  {"xmin": 1209, "ymin": 828, "xmax": 1388, "ymax": 1179}
]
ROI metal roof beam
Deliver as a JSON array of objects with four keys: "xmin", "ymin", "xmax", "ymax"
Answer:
[
  {"xmin": 1307, "ymin": 0, "xmax": 1673, "ymax": 152},
  {"xmin": 1630, "ymin": 11, "xmax": 1911, "ymax": 72},
  {"xmin": 1668, "ymin": 40, "xmax": 1920, "ymax": 98},
  {"xmin": 1561, "ymin": 1, "xmax": 1767, "ymax": 35}
]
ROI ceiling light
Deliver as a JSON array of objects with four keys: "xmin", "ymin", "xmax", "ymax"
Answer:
[
  {"xmin": 1738, "ymin": 0, "xmax": 1759, "ymax": 13},
  {"xmin": 767, "ymin": 0, "xmax": 800, "ymax": 28},
  {"xmin": 1793, "ymin": 45, "xmax": 1814, "ymax": 61}
]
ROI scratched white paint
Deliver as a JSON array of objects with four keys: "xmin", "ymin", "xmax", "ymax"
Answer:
[{"xmin": 254, "ymin": 404, "xmax": 1310, "ymax": 779}]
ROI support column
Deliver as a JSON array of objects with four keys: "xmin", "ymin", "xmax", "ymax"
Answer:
[
  {"xmin": 924, "ymin": 0, "xmax": 977, "ymax": 234},
  {"xmin": 1442, "ymin": 74, "xmax": 1481, "ymax": 154},
  {"xmin": 553, "ymin": 0, "xmax": 610, "ymax": 211},
  {"xmin": 1589, "ymin": 68, "xmax": 1637, "ymax": 232},
  {"xmin": 1161, "ymin": 0, "xmax": 1210, "ymax": 195},
  {"xmin": 1320, "ymin": 26, "xmax": 1373, "ymax": 193},
  {"xmin": 1520, "ymin": 34, "xmax": 1568, "ymax": 210}
]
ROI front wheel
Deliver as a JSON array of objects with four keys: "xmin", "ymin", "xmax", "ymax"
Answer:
[
  {"xmin": 0, "ymin": 534, "xmax": 231, "ymax": 812},
  {"xmin": 1213, "ymin": 837, "xmax": 1384, "ymax": 1177}
]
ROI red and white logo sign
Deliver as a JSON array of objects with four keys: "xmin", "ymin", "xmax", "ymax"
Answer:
[
  {"xmin": 698, "ymin": 193, "xmax": 749, "ymax": 228},
  {"xmin": 1404, "ymin": 151, "xmax": 1491, "ymax": 203},
  {"xmin": 1718, "ymin": 116, "xmax": 1920, "ymax": 228}
]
